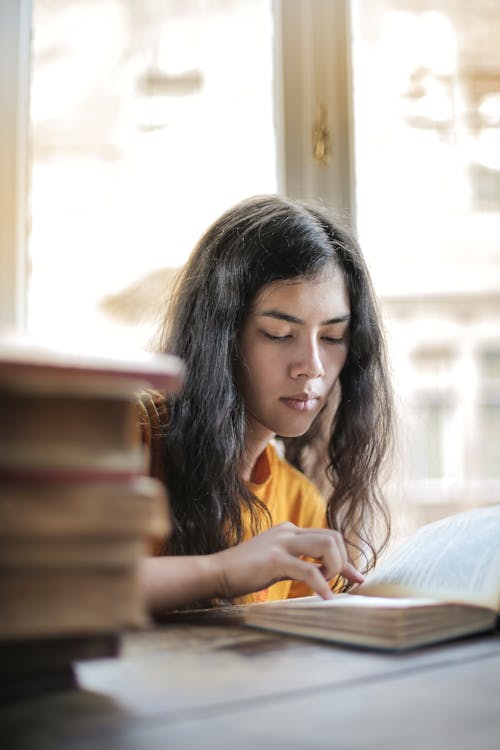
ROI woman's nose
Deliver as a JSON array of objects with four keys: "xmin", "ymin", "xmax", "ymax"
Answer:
[{"xmin": 289, "ymin": 341, "xmax": 325, "ymax": 379}]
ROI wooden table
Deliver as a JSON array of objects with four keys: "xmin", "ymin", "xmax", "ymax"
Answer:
[{"xmin": 1, "ymin": 611, "xmax": 499, "ymax": 750}]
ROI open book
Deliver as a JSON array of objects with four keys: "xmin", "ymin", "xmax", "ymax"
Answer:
[{"xmin": 244, "ymin": 505, "xmax": 500, "ymax": 650}]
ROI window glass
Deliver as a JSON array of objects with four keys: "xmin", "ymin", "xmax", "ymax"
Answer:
[
  {"xmin": 478, "ymin": 403, "xmax": 500, "ymax": 478},
  {"xmin": 411, "ymin": 346, "xmax": 456, "ymax": 382},
  {"xmin": 407, "ymin": 400, "xmax": 448, "ymax": 480},
  {"xmin": 351, "ymin": 1, "xmax": 500, "ymax": 510},
  {"xmin": 29, "ymin": 0, "xmax": 276, "ymax": 352},
  {"xmin": 351, "ymin": 0, "xmax": 500, "ymax": 296},
  {"xmin": 479, "ymin": 348, "xmax": 500, "ymax": 379}
]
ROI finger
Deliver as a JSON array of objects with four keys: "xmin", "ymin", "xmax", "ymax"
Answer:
[
  {"xmin": 340, "ymin": 561, "xmax": 365, "ymax": 584},
  {"xmin": 290, "ymin": 526, "xmax": 337, "ymax": 535},
  {"xmin": 286, "ymin": 558, "xmax": 335, "ymax": 600},
  {"xmin": 287, "ymin": 532, "xmax": 348, "ymax": 578},
  {"xmin": 287, "ymin": 532, "xmax": 365, "ymax": 584},
  {"xmin": 288, "ymin": 526, "xmax": 344, "ymax": 541}
]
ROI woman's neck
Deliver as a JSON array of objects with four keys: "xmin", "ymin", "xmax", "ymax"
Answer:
[{"xmin": 240, "ymin": 426, "xmax": 274, "ymax": 482}]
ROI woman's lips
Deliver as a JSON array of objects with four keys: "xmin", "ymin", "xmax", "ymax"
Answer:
[{"xmin": 280, "ymin": 394, "xmax": 320, "ymax": 412}]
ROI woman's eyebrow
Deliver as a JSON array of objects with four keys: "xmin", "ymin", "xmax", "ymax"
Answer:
[{"xmin": 257, "ymin": 310, "xmax": 351, "ymax": 326}]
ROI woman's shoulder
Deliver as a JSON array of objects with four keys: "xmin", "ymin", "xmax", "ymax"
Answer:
[
  {"xmin": 137, "ymin": 388, "xmax": 168, "ymax": 429},
  {"xmin": 136, "ymin": 389, "xmax": 168, "ymax": 480}
]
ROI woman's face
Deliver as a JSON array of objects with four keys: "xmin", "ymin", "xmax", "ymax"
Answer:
[{"xmin": 236, "ymin": 267, "xmax": 350, "ymax": 446}]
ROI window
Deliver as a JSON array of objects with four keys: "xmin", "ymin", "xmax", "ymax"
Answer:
[
  {"xmin": 407, "ymin": 399, "xmax": 449, "ymax": 480},
  {"xmin": 28, "ymin": 0, "xmax": 277, "ymax": 352},
  {"xmin": 477, "ymin": 346, "xmax": 500, "ymax": 478},
  {"xmin": 479, "ymin": 348, "xmax": 500, "ymax": 380},
  {"xmin": 350, "ymin": 0, "xmax": 500, "ymax": 297},
  {"xmin": 349, "ymin": 0, "xmax": 500, "ymax": 515},
  {"xmin": 478, "ymin": 403, "xmax": 500, "ymax": 478}
]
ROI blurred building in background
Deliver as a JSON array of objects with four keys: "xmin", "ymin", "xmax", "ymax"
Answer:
[{"xmin": 351, "ymin": 0, "xmax": 500, "ymax": 537}]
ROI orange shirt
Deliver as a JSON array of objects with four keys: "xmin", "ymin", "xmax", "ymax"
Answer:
[{"xmin": 238, "ymin": 441, "xmax": 328, "ymax": 604}]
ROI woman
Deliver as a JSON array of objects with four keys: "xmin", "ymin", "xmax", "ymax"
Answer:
[{"xmin": 138, "ymin": 195, "xmax": 393, "ymax": 611}]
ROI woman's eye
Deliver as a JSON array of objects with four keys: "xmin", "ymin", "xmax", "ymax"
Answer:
[
  {"xmin": 322, "ymin": 335, "xmax": 345, "ymax": 345},
  {"xmin": 262, "ymin": 331, "xmax": 291, "ymax": 341}
]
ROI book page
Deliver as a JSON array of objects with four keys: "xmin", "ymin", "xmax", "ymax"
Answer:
[{"xmin": 357, "ymin": 505, "xmax": 500, "ymax": 609}]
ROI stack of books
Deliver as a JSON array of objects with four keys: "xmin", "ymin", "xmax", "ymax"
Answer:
[{"xmin": 0, "ymin": 340, "xmax": 183, "ymax": 694}]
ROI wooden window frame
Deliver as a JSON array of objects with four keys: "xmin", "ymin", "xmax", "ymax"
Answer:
[
  {"xmin": 274, "ymin": 0, "xmax": 355, "ymax": 220},
  {"xmin": 0, "ymin": 0, "xmax": 32, "ymax": 332}
]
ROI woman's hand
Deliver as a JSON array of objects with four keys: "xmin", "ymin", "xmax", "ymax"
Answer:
[
  {"xmin": 140, "ymin": 522, "xmax": 364, "ymax": 612},
  {"xmin": 211, "ymin": 522, "xmax": 364, "ymax": 601}
]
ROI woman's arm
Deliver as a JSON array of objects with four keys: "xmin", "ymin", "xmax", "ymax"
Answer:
[{"xmin": 139, "ymin": 522, "xmax": 364, "ymax": 612}]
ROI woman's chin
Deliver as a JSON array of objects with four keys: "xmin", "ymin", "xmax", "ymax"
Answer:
[{"xmin": 275, "ymin": 421, "xmax": 316, "ymax": 439}]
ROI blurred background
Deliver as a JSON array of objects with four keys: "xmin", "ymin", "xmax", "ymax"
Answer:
[{"xmin": 1, "ymin": 0, "xmax": 499, "ymax": 544}]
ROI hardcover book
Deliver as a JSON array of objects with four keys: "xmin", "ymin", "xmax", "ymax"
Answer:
[{"xmin": 245, "ymin": 505, "xmax": 500, "ymax": 650}]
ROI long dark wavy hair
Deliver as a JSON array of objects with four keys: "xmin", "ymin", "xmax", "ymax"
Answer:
[{"xmin": 156, "ymin": 195, "xmax": 393, "ymax": 584}]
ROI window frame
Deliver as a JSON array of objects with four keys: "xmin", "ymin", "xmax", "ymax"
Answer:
[
  {"xmin": 275, "ymin": 0, "xmax": 355, "ymax": 219},
  {"xmin": 0, "ymin": 0, "xmax": 32, "ymax": 333}
]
